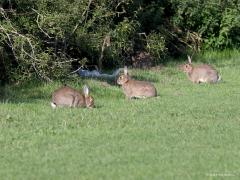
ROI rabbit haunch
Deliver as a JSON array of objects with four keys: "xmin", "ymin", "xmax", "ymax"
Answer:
[
  {"xmin": 51, "ymin": 85, "xmax": 94, "ymax": 108},
  {"xmin": 117, "ymin": 67, "xmax": 157, "ymax": 99},
  {"xmin": 181, "ymin": 56, "xmax": 221, "ymax": 83}
]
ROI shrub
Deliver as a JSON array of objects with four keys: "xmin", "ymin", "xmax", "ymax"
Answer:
[{"xmin": 0, "ymin": 0, "xmax": 239, "ymax": 83}]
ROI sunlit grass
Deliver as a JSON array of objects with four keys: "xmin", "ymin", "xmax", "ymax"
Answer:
[{"xmin": 0, "ymin": 52, "xmax": 240, "ymax": 179}]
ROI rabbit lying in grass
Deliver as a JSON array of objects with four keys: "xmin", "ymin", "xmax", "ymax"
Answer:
[
  {"xmin": 117, "ymin": 66, "xmax": 157, "ymax": 99},
  {"xmin": 180, "ymin": 55, "xmax": 221, "ymax": 83},
  {"xmin": 51, "ymin": 85, "xmax": 94, "ymax": 108}
]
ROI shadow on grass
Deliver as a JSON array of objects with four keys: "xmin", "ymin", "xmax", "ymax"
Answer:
[
  {"xmin": 0, "ymin": 81, "xmax": 51, "ymax": 104},
  {"xmin": 130, "ymin": 74, "xmax": 159, "ymax": 83}
]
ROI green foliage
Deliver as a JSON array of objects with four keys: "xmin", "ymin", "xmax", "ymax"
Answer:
[
  {"xmin": 146, "ymin": 32, "xmax": 166, "ymax": 61},
  {"xmin": 110, "ymin": 18, "xmax": 140, "ymax": 63},
  {"xmin": 0, "ymin": 0, "xmax": 239, "ymax": 83},
  {"xmin": 171, "ymin": 0, "xmax": 240, "ymax": 49}
]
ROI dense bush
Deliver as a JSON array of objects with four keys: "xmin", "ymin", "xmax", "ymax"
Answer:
[
  {"xmin": 171, "ymin": 0, "xmax": 240, "ymax": 49},
  {"xmin": 0, "ymin": 0, "xmax": 239, "ymax": 83}
]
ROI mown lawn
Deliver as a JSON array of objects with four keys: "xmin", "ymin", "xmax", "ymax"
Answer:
[{"xmin": 0, "ymin": 52, "xmax": 240, "ymax": 180}]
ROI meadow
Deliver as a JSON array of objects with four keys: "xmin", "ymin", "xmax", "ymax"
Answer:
[{"xmin": 0, "ymin": 51, "xmax": 240, "ymax": 179}]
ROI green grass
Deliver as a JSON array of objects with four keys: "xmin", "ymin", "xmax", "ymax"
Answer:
[{"xmin": 1, "ymin": 53, "xmax": 240, "ymax": 179}]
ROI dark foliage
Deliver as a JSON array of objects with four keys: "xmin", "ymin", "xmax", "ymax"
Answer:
[{"xmin": 0, "ymin": 0, "xmax": 239, "ymax": 83}]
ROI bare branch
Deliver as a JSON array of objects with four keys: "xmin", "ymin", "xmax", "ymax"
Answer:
[
  {"xmin": 72, "ymin": 0, "xmax": 93, "ymax": 35},
  {"xmin": 32, "ymin": 8, "xmax": 53, "ymax": 39},
  {"xmin": 0, "ymin": 8, "xmax": 52, "ymax": 82},
  {"xmin": 98, "ymin": 35, "xmax": 111, "ymax": 71}
]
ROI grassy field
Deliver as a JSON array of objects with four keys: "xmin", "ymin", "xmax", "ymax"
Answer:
[{"xmin": 0, "ymin": 51, "xmax": 240, "ymax": 179}]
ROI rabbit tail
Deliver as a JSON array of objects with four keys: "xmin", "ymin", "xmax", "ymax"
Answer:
[{"xmin": 51, "ymin": 102, "xmax": 57, "ymax": 109}]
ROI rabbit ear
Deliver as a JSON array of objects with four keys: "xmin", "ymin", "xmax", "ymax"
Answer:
[
  {"xmin": 83, "ymin": 85, "xmax": 89, "ymax": 96},
  {"xmin": 187, "ymin": 55, "xmax": 192, "ymax": 64},
  {"xmin": 124, "ymin": 66, "xmax": 128, "ymax": 75}
]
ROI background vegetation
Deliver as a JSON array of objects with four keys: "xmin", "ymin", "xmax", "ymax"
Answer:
[{"xmin": 0, "ymin": 0, "xmax": 239, "ymax": 83}]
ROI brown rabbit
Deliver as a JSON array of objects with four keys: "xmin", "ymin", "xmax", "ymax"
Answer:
[
  {"xmin": 180, "ymin": 55, "xmax": 221, "ymax": 83},
  {"xmin": 51, "ymin": 85, "xmax": 94, "ymax": 108},
  {"xmin": 117, "ymin": 66, "xmax": 157, "ymax": 99}
]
